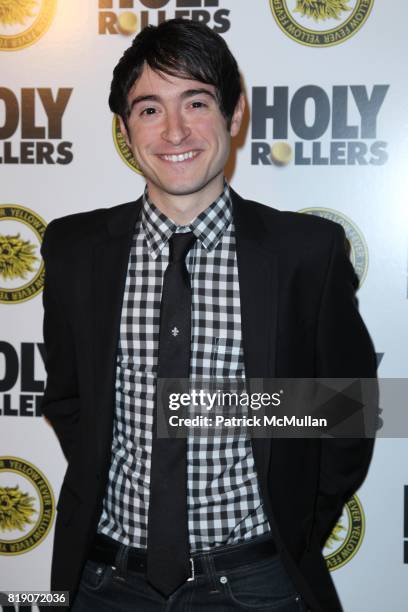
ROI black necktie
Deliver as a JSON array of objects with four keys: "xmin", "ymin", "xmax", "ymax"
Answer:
[{"xmin": 147, "ymin": 231, "xmax": 196, "ymax": 596}]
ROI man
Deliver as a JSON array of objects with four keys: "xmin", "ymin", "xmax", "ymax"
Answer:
[{"xmin": 41, "ymin": 18, "xmax": 377, "ymax": 611}]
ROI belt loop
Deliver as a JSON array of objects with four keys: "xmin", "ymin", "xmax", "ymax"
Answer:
[
  {"xmin": 113, "ymin": 544, "xmax": 129, "ymax": 581},
  {"xmin": 202, "ymin": 553, "xmax": 220, "ymax": 594}
]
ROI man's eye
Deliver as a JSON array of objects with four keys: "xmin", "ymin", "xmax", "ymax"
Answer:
[
  {"xmin": 141, "ymin": 107, "xmax": 156, "ymax": 116},
  {"xmin": 191, "ymin": 101, "xmax": 206, "ymax": 109}
]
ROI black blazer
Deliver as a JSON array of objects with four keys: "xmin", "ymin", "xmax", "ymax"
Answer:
[{"xmin": 41, "ymin": 189, "xmax": 377, "ymax": 611}]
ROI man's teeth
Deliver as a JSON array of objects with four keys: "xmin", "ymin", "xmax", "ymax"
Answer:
[{"xmin": 162, "ymin": 151, "xmax": 196, "ymax": 162}]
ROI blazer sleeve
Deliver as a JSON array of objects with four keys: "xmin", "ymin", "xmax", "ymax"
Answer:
[
  {"xmin": 312, "ymin": 223, "xmax": 377, "ymax": 549},
  {"xmin": 41, "ymin": 221, "xmax": 80, "ymax": 463}
]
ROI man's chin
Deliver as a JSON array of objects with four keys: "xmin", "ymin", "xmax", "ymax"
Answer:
[
  {"xmin": 145, "ymin": 173, "xmax": 224, "ymax": 200},
  {"xmin": 148, "ymin": 179, "xmax": 212, "ymax": 199}
]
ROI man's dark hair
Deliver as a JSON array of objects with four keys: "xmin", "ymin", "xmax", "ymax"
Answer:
[{"xmin": 109, "ymin": 18, "xmax": 242, "ymax": 129}]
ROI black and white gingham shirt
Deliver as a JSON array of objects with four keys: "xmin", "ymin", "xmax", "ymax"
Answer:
[{"xmin": 98, "ymin": 183, "xmax": 270, "ymax": 550}]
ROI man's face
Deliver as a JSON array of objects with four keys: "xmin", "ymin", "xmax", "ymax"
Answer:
[{"xmin": 119, "ymin": 65, "xmax": 244, "ymax": 206}]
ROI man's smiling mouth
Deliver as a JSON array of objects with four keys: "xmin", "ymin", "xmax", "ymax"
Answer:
[{"xmin": 159, "ymin": 151, "xmax": 200, "ymax": 163}]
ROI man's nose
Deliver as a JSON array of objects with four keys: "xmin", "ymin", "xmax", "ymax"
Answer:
[{"xmin": 161, "ymin": 110, "xmax": 191, "ymax": 145}]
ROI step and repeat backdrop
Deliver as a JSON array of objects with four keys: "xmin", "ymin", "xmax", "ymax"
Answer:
[{"xmin": 1, "ymin": 1, "xmax": 407, "ymax": 610}]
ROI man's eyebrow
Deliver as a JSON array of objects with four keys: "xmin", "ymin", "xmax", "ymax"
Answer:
[
  {"xmin": 129, "ymin": 94, "xmax": 160, "ymax": 113},
  {"xmin": 180, "ymin": 88, "xmax": 217, "ymax": 101},
  {"xmin": 128, "ymin": 88, "xmax": 217, "ymax": 113}
]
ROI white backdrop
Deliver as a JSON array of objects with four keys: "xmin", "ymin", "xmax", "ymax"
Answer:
[{"xmin": 1, "ymin": 1, "xmax": 407, "ymax": 610}]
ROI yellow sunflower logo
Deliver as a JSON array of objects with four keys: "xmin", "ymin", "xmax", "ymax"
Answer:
[
  {"xmin": 324, "ymin": 494, "xmax": 365, "ymax": 571},
  {"xmin": 0, "ymin": 0, "xmax": 57, "ymax": 51},
  {"xmin": 0, "ymin": 486, "xmax": 37, "ymax": 532},
  {"xmin": 0, "ymin": 457, "xmax": 55, "ymax": 555},
  {"xmin": 269, "ymin": 0, "xmax": 374, "ymax": 47},
  {"xmin": 0, "ymin": 0, "xmax": 38, "ymax": 26},
  {"xmin": 0, "ymin": 204, "xmax": 46, "ymax": 304},
  {"xmin": 294, "ymin": 0, "xmax": 351, "ymax": 21},
  {"xmin": 0, "ymin": 233, "xmax": 39, "ymax": 281},
  {"xmin": 325, "ymin": 518, "xmax": 346, "ymax": 549}
]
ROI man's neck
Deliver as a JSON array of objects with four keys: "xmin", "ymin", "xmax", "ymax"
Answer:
[{"xmin": 146, "ymin": 177, "xmax": 225, "ymax": 225}]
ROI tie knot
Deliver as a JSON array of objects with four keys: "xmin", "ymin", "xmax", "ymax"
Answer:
[{"xmin": 168, "ymin": 231, "xmax": 196, "ymax": 263}]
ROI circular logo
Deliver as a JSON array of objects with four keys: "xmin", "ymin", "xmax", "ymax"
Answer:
[
  {"xmin": 0, "ymin": 204, "xmax": 47, "ymax": 304},
  {"xmin": 298, "ymin": 207, "xmax": 368, "ymax": 286},
  {"xmin": 0, "ymin": 0, "xmax": 57, "ymax": 52},
  {"xmin": 0, "ymin": 456, "xmax": 55, "ymax": 555},
  {"xmin": 323, "ymin": 494, "xmax": 365, "ymax": 570},
  {"xmin": 117, "ymin": 11, "xmax": 138, "ymax": 36},
  {"xmin": 112, "ymin": 115, "xmax": 142, "ymax": 175},
  {"xmin": 271, "ymin": 142, "xmax": 293, "ymax": 166},
  {"xmin": 269, "ymin": 0, "xmax": 374, "ymax": 47}
]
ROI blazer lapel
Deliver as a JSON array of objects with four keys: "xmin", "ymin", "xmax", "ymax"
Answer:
[
  {"xmin": 92, "ymin": 198, "xmax": 142, "ymax": 467},
  {"xmin": 231, "ymin": 189, "xmax": 278, "ymax": 490}
]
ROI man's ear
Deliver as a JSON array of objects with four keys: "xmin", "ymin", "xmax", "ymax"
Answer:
[
  {"xmin": 229, "ymin": 94, "xmax": 245, "ymax": 137},
  {"xmin": 118, "ymin": 115, "xmax": 131, "ymax": 146}
]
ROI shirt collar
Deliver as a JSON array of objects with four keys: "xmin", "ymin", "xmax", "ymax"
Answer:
[{"xmin": 141, "ymin": 182, "xmax": 232, "ymax": 260}]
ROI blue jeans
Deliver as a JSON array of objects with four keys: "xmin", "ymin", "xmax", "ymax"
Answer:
[{"xmin": 71, "ymin": 543, "xmax": 307, "ymax": 611}]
